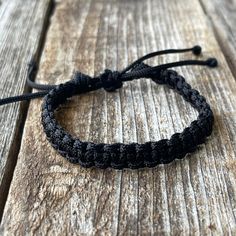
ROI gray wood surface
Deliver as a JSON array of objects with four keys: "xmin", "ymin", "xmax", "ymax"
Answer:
[
  {"xmin": 0, "ymin": 0, "xmax": 52, "ymax": 219},
  {"xmin": 0, "ymin": 0, "xmax": 236, "ymax": 235},
  {"xmin": 200, "ymin": 0, "xmax": 236, "ymax": 77}
]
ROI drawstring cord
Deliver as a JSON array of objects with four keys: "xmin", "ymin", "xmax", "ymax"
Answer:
[{"xmin": 0, "ymin": 45, "xmax": 217, "ymax": 106}]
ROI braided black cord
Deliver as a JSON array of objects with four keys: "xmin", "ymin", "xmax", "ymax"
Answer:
[
  {"xmin": 41, "ymin": 67, "xmax": 214, "ymax": 169},
  {"xmin": 0, "ymin": 45, "xmax": 217, "ymax": 169}
]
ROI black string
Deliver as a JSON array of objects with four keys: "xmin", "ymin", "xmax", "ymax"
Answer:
[{"xmin": 0, "ymin": 45, "xmax": 217, "ymax": 106}]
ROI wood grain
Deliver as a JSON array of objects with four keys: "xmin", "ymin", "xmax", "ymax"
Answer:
[
  {"xmin": 1, "ymin": 0, "xmax": 236, "ymax": 235},
  {"xmin": 0, "ymin": 0, "xmax": 52, "ymax": 220},
  {"xmin": 200, "ymin": 0, "xmax": 236, "ymax": 78}
]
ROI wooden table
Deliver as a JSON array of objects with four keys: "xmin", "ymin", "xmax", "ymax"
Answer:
[{"xmin": 0, "ymin": 0, "xmax": 236, "ymax": 235}]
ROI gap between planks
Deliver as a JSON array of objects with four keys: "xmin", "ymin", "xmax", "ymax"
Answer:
[{"xmin": 0, "ymin": 0, "xmax": 54, "ymax": 222}]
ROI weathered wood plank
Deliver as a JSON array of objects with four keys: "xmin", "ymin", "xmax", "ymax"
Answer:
[
  {"xmin": 0, "ymin": 0, "xmax": 52, "ymax": 220},
  {"xmin": 199, "ymin": 0, "xmax": 236, "ymax": 77},
  {"xmin": 1, "ymin": 0, "xmax": 236, "ymax": 235}
]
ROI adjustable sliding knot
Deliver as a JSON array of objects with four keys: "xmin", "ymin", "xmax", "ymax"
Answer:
[
  {"xmin": 130, "ymin": 62, "xmax": 149, "ymax": 72},
  {"xmin": 73, "ymin": 71, "xmax": 93, "ymax": 93},
  {"xmin": 99, "ymin": 69, "xmax": 122, "ymax": 92},
  {"xmin": 151, "ymin": 69, "xmax": 178, "ymax": 85},
  {"xmin": 130, "ymin": 62, "xmax": 162, "ymax": 80}
]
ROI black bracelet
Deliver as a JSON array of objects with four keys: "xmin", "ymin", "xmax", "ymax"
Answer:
[{"xmin": 0, "ymin": 46, "xmax": 218, "ymax": 169}]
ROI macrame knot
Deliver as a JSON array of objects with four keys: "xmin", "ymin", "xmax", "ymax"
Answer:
[
  {"xmin": 73, "ymin": 71, "xmax": 93, "ymax": 93},
  {"xmin": 131, "ymin": 62, "xmax": 149, "ymax": 72},
  {"xmin": 100, "ymin": 69, "xmax": 122, "ymax": 92},
  {"xmin": 151, "ymin": 69, "xmax": 176, "ymax": 85}
]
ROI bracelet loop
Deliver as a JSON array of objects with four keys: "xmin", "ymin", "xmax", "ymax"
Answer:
[{"xmin": 42, "ymin": 68, "xmax": 214, "ymax": 169}]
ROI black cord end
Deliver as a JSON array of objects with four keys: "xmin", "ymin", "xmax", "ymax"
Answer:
[
  {"xmin": 192, "ymin": 45, "xmax": 202, "ymax": 55},
  {"xmin": 28, "ymin": 54, "xmax": 38, "ymax": 70},
  {"xmin": 27, "ymin": 54, "xmax": 38, "ymax": 78},
  {"xmin": 206, "ymin": 58, "xmax": 218, "ymax": 67}
]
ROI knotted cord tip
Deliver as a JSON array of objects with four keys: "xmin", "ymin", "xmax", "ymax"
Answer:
[
  {"xmin": 206, "ymin": 58, "xmax": 218, "ymax": 67},
  {"xmin": 192, "ymin": 45, "xmax": 202, "ymax": 55}
]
